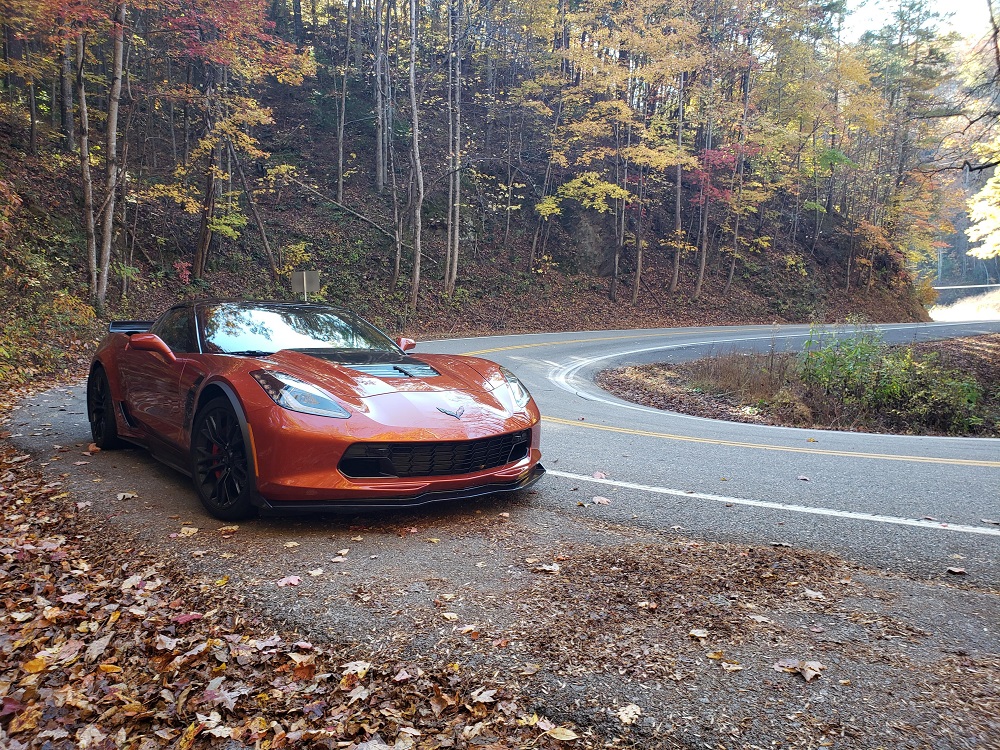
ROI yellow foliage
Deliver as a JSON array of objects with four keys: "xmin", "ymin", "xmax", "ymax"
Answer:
[
  {"xmin": 43, "ymin": 293, "xmax": 96, "ymax": 328},
  {"xmin": 279, "ymin": 242, "xmax": 312, "ymax": 278},
  {"xmin": 621, "ymin": 143, "xmax": 688, "ymax": 171},
  {"xmin": 967, "ymin": 162, "xmax": 1000, "ymax": 259}
]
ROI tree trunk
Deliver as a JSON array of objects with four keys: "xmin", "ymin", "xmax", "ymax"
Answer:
[
  {"xmin": 630, "ymin": 168, "xmax": 645, "ymax": 305},
  {"xmin": 2, "ymin": 25, "xmax": 11, "ymax": 99},
  {"xmin": 502, "ymin": 110, "xmax": 516, "ymax": 250},
  {"xmin": 337, "ymin": 0, "xmax": 354, "ymax": 203},
  {"xmin": 193, "ymin": 165, "xmax": 216, "ymax": 280},
  {"xmin": 183, "ymin": 64, "xmax": 192, "ymax": 165},
  {"xmin": 447, "ymin": 0, "xmax": 462, "ymax": 296},
  {"xmin": 96, "ymin": 2, "xmax": 126, "ymax": 307},
  {"xmin": 76, "ymin": 34, "xmax": 98, "ymax": 301},
  {"xmin": 292, "ymin": 0, "xmax": 305, "ymax": 48},
  {"xmin": 389, "ymin": 135, "xmax": 403, "ymax": 288},
  {"xmin": 693, "ymin": 56, "xmax": 715, "ymax": 302},
  {"xmin": 529, "ymin": 95, "xmax": 563, "ymax": 270},
  {"xmin": 725, "ymin": 57, "xmax": 752, "ymax": 299},
  {"xmin": 407, "ymin": 0, "xmax": 424, "ymax": 314},
  {"xmin": 60, "ymin": 41, "xmax": 75, "ymax": 152},
  {"xmin": 445, "ymin": 2, "xmax": 454, "ymax": 288},
  {"xmin": 670, "ymin": 71, "xmax": 684, "ymax": 294},
  {"xmin": 374, "ymin": 0, "xmax": 386, "ymax": 194},
  {"xmin": 27, "ymin": 78, "xmax": 37, "ymax": 156},
  {"xmin": 228, "ymin": 141, "xmax": 277, "ymax": 279}
]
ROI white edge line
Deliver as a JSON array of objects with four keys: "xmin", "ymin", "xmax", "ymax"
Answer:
[{"xmin": 547, "ymin": 469, "xmax": 1000, "ymax": 537}]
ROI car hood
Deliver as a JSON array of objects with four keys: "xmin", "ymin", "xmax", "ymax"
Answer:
[
  {"xmin": 254, "ymin": 349, "xmax": 524, "ymax": 429},
  {"xmin": 262, "ymin": 349, "xmax": 498, "ymax": 400}
]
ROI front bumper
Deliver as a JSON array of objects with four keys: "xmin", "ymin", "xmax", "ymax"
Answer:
[{"xmin": 252, "ymin": 463, "xmax": 545, "ymax": 514}]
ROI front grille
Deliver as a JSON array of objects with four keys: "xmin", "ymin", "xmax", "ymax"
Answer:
[{"xmin": 339, "ymin": 431, "xmax": 530, "ymax": 478}]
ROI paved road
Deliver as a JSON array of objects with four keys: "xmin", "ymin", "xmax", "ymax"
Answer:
[
  {"xmin": 11, "ymin": 320, "xmax": 1000, "ymax": 586},
  {"xmin": 10, "ymin": 320, "xmax": 1000, "ymax": 747},
  {"xmin": 420, "ymin": 321, "xmax": 1000, "ymax": 582}
]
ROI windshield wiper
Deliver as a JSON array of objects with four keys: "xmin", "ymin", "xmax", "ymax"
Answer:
[{"xmin": 227, "ymin": 349, "xmax": 274, "ymax": 357}]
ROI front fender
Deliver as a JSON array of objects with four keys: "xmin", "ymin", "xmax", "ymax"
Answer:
[{"xmin": 192, "ymin": 380, "xmax": 260, "ymax": 493}]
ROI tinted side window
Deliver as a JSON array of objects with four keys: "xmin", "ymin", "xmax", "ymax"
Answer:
[{"xmin": 152, "ymin": 309, "xmax": 195, "ymax": 353}]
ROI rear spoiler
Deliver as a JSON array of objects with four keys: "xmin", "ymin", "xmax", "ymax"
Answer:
[{"xmin": 109, "ymin": 320, "xmax": 154, "ymax": 334}]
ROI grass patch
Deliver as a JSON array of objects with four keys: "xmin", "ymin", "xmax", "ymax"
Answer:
[{"xmin": 603, "ymin": 329, "xmax": 1000, "ymax": 436}]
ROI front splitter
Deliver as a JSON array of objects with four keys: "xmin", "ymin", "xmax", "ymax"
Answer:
[{"xmin": 254, "ymin": 463, "xmax": 545, "ymax": 515}]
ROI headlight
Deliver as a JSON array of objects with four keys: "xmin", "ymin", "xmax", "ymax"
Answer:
[
  {"xmin": 251, "ymin": 370, "xmax": 351, "ymax": 419},
  {"xmin": 500, "ymin": 366, "xmax": 531, "ymax": 409}
]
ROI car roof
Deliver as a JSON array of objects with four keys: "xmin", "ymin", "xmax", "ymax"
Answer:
[{"xmin": 167, "ymin": 299, "xmax": 352, "ymax": 316}]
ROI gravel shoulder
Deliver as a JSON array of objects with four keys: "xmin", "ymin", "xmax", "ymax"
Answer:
[{"xmin": 3, "ymin": 378, "xmax": 1000, "ymax": 749}]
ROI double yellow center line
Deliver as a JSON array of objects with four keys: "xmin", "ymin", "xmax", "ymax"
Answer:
[{"xmin": 543, "ymin": 416, "xmax": 1000, "ymax": 468}]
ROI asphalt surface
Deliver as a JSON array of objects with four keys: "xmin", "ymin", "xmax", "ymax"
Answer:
[
  {"xmin": 10, "ymin": 320, "xmax": 1000, "ymax": 589},
  {"xmin": 423, "ymin": 321, "xmax": 1000, "ymax": 584},
  {"xmin": 9, "ymin": 320, "xmax": 1000, "ymax": 747}
]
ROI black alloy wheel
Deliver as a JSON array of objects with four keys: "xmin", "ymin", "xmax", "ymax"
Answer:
[
  {"xmin": 86, "ymin": 368, "xmax": 125, "ymax": 449},
  {"xmin": 191, "ymin": 397, "xmax": 256, "ymax": 520}
]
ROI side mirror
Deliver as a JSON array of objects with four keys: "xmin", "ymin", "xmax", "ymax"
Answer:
[
  {"xmin": 396, "ymin": 336, "xmax": 416, "ymax": 353},
  {"xmin": 127, "ymin": 333, "xmax": 177, "ymax": 362}
]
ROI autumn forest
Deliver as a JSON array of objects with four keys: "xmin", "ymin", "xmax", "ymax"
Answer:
[{"xmin": 1, "ymin": 0, "xmax": 999, "ymax": 380}]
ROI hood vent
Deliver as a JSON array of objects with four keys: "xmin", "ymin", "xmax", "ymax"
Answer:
[
  {"xmin": 348, "ymin": 362, "xmax": 440, "ymax": 379},
  {"xmin": 292, "ymin": 349, "xmax": 440, "ymax": 378}
]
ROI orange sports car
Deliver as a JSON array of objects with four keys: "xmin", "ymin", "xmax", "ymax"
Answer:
[{"xmin": 87, "ymin": 300, "xmax": 544, "ymax": 520}]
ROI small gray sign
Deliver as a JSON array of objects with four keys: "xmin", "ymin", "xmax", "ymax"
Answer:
[{"xmin": 291, "ymin": 270, "xmax": 320, "ymax": 300}]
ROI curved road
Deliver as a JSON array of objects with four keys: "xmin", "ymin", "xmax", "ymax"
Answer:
[
  {"xmin": 422, "ymin": 320, "xmax": 1000, "ymax": 582},
  {"xmin": 11, "ymin": 320, "xmax": 1000, "ymax": 584},
  {"xmin": 11, "ymin": 319, "xmax": 1000, "ymax": 747}
]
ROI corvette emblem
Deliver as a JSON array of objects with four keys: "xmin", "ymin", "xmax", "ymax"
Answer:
[{"xmin": 437, "ymin": 405, "xmax": 466, "ymax": 420}]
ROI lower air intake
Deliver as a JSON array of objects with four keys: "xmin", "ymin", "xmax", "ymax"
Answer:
[{"xmin": 339, "ymin": 431, "xmax": 530, "ymax": 478}]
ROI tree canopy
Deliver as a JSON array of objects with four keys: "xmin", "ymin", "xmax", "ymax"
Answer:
[{"xmin": 0, "ymin": 0, "xmax": 993, "ymax": 318}]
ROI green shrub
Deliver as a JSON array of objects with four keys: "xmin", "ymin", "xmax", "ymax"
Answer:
[{"xmin": 797, "ymin": 325, "xmax": 982, "ymax": 434}]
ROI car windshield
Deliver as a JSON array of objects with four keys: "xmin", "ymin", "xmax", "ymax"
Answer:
[{"xmin": 199, "ymin": 303, "xmax": 398, "ymax": 355}]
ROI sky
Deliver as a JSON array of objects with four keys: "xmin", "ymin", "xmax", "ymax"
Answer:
[{"xmin": 847, "ymin": 0, "xmax": 993, "ymax": 41}]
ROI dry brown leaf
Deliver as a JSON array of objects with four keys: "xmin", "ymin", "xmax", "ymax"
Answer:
[
  {"xmin": 545, "ymin": 726, "xmax": 580, "ymax": 741},
  {"xmin": 617, "ymin": 704, "xmax": 641, "ymax": 725}
]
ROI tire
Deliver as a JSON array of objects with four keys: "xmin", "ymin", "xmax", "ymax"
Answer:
[
  {"xmin": 191, "ymin": 397, "xmax": 257, "ymax": 521},
  {"xmin": 87, "ymin": 367, "xmax": 126, "ymax": 449}
]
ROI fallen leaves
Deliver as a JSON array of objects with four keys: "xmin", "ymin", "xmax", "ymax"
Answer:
[
  {"xmin": 1, "ymin": 436, "xmax": 576, "ymax": 747},
  {"xmin": 774, "ymin": 658, "xmax": 826, "ymax": 682},
  {"xmin": 544, "ymin": 726, "xmax": 580, "ymax": 741},
  {"xmin": 616, "ymin": 704, "xmax": 641, "ymax": 725}
]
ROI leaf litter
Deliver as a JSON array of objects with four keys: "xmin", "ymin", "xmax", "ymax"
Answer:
[
  {"xmin": 6, "ymin": 384, "xmax": 1000, "ymax": 748},
  {"xmin": 0, "ymin": 442, "xmax": 582, "ymax": 750}
]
